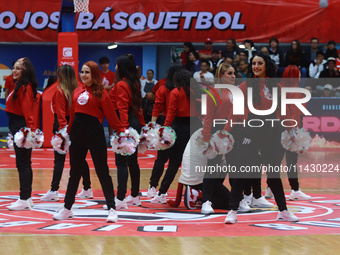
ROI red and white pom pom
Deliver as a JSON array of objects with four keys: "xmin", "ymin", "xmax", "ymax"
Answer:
[
  {"xmin": 204, "ymin": 144, "xmax": 218, "ymax": 159},
  {"xmin": 33, "ymin": 129, "xmax": 44, "ymax": 149},
  {"xmin": 210, "ymin": 130, "xmax": 234, "ymax": 155},
  {"xmin": 14, "ymin": 127, "xmax": 44, "ymax": 149},
  {"xmin": 149, "ymin": 126, "xmax": 177, "ymax": 150},
  {"xmin": 111, "ymin": 127, "xmax": 140, "ymax": 156},
  {"xmin": 138, "ymin": 122, "xmax": 161, "ymax": 154},
  {"xmin": 6, "ymin": 133, "xmax": 14, "ymax": 149},
  {"xmin": 51, "ymin": 127, "xmax": 70, "ymax": 154},
  {"xmin": 281, "ymin": 128, "xmax": 311, "ymax": 153}
]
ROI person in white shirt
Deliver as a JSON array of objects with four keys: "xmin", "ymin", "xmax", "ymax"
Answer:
[
  {"xmin": 309, "ymin": 50, "xmax": 327, "ymax": 79},
  {"xmin": 193, "ymin": 59, "xmax": 215, "ymax": 85}
]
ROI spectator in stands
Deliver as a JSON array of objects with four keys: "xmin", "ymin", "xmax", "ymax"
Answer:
[
  {"xmin": 260, "ymin": 47, "xmax": 269, "ymax": 54},
  {"xmin": 242, "ymin": 39, "xmax": 257, "ymax": 62},
  {"xmin": 320, "ymin": 57, "xmax": 340, "ymax": 78},
  {"xmin": 221, "ymin": 38, "xmax": 240, "ymax": 63},
  {"xmin": 322, "ymin": 84, "xmax": 334, "ymax": 97},
  {"xmin": 304, "ymin": 37, "xmax": 323, "ymax": 67},
  {"xmin": 309, "ymin": 50, "xmax": 326, "ymax": 79},
  {"xmin": 285, "ymin": 40, "xmax": 307, "ymax": 79},
  {"xmin": 193, "ymin": 59, "xmax": 214, "ymax": 85},
  {"xmin": 180, "ymin": 42, "xmax": 196, "ymax": 66},
  {"xmin": 209, "ymin": 49, "xmax": 223, "ymax": 76},
  {"xmin": 268, "ymin": 37, "xmax": 285, "ymax": 77},
  {"xmin": 236, "ymin": 59, "xmax": 250, "ymax": 84},
  {"xmin": 324, "ymin": 40, "xmax": 338, "ymax": 59},
  {"xmin": 99, "ymin": 56, "xmax": 116, "ymax": 92},
  {"xmin": 304, "ymin": 85, "xmax": 313, "ymax": 96},
  {"xmin": 336, "ymin": 49, "xmax": 340, "ymax": 72},
  {"xmin": 45, "ymin": 75, "xmax": 57, "ymax": 90},
  {"xmin": 185, "ymin": 50, "xmax": 201, "ymax": 75},
  {"xmin": 136, "ymin": 65, "xmax": 146, "ymax": 81},
  {"xmin": 141, "ymin": 69, "xmax": 158, "ymax": 123},
  {"xmin": 198, "ymin": 38, "xmax": 214, "ymax": 60}
]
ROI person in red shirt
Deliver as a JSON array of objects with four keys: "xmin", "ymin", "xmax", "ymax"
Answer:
[
  {"xmin": 53, "ymin": 61, "xmax": 123, "ymax": 223},
  {"xmin": 110, "ymin": 54, "xmax": 145, "ymax": 209},
  {"xmin": 151, "ymin": 69, "xmax": 202, "ymax": 203},
  {"xmin": 6, "ymin": 57, "xmax": 38, "ymax": 211},
  {"xmin": 40, "ymin": 65, "xmax": 92, "ymax": 202},
  {"xmin": 265, "ymin": 65, "xmax": 311, "ymax": 201},
  {"xmin": 198, "ymin": 38, "xmax": 214, "ymax": 60},
  {"xmin": 224, "ymin": 52, "xmax": 299, "ymax": 224},
  {"xmin": 146, "ymin": 65, "xmax": 184, "ymax": 198},
  {"xmin": 99, "ymin": 56, "xmax": 116, "ymax": 142}
]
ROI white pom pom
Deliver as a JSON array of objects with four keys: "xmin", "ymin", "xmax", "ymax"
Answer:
[
  {"xmin": 6, "ymin": 133, "xmax": 14, "ymax": 149},
  {"xmin": 204, "ymin": 145, "xmax": 218, "ymax": 159},
  {"xmin": 111, "ymin": 127, "xmax": 140, "ymax": 156},
  {"xmin": 150, "ymin": 126, "xmax": 177, "ymax": 150},
  {"xmin": 281, "ymin": 128, "xmax": 311, "ymax": 153},
  {"xmin": 14, "ymin": 127, "xmax": 29, "ymax": 148},
  {"xmin": 138, "ymin": 122, "xmax": 161, "ymax": 153},
  {"xmin": 51, "ymin": 127, "xmax": 70, "ymax": 154},
  {"xmin": 14, "ymin": 127, "xmax": 44, "ymax": 149},
  {"xmin": 210, "ymin": 130, "xmax": 234, "ymax": 155},
  {"xmin": 319, "ymin": 0, "xmax": 328, "ymax": 8},
  {"xmin": 33, "ymin": 129, "xmax": 44, "ymax": 149}
]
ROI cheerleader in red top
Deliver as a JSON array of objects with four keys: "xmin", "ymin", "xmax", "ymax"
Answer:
[
  {"xmin": 147, "ymin": 65, "xmax": 184, "ymax": 197},
  {"xmin": 40, "ymin": 65, "xmax": 92, "ymax": 201},
  {"xmin": 110, "ymin": 54, "xmax": 145, "ymax": 209},
  {"xmin": 200, "ymin": 63, "xmax": 241, "ymax": 213},
  {"xmin": 53, "ymin": 61, "xmax": 123, "ymax": 223},
  {"xmin": 5, "ymin": 57, "xmax": 38, "ymax": 211},
  {"xmin": 151, "ymin": 69, "xmax": 202, "ymax": 203},
  {"xmin": 224, "ymin": 52, "xmax": 299, "ymax": 223},
  {"xmin": 265, "ymin": 65, "xmax": 311, "ymax": 201}
]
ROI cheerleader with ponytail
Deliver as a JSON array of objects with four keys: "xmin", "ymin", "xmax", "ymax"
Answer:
[
  {"xmin": 41, "ymin": 65, "xmax": 92, "ymax": 202},
  {"xmin": 6, "ymin": 57, "xmax": 39, "ymax": 211}
]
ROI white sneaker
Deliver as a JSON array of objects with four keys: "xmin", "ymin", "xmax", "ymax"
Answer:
[
  {"xmin": 225, "ymin": 210, "xmax": 237, "ymax": 224},
  {"xmin": 150, "ymin": 194, "xmax": 167, "ymax": 204},
  {"xmin": 77, "ymin": 188, "xmax": 93, "ymax": 199},
  {"xmin": 243, "ymin": 193, "xmax": 253, "ymax": 205},
  {"xmin": 277, "ymin": 210, "xmax": 299, "ymax": 222},
  {"xmin": 106, "ymin": 208, "xmax": 118, "ymax": 223},
  {"xmin": 265, "ymin": 187, "xmax": 274, "ymax": 198},
  {"xmin": 28, "ymin": 197, "xmax": 34, "ymax": 207},
  {"xmin": 125, "ymin": 195, "xmax": 142, "ymax": 206},
  {"xmin": 201, "ymin": 201, "xmax": 214, "ymax": 214},
  {"xmin": 146, "ymin": 186, "xmax": 157, "ymax": 197},
  {"xmin": 7, "ymin": 199, "xmax": 31, "ymax": 211},
  {"xmin": 289, "ymin": 189, "xmax": 311, "ymax": 201},
  {"xmin": 53, "ymin": 207, "xmax": 74, "ymax": 220},
  {"xmin": 251, "ymin": 196, "xmax": 275, "ymax": 208},
  {"xmin": 238, "ymin": 199, "xmax": 252, "ymax": 213},
  {"xmin": 41, "ymin": 190, "xmax": 60, "ymax": 201},
  {"xmin": 115, "ymin": 197, "xmax": 128, "ymax": 210}
]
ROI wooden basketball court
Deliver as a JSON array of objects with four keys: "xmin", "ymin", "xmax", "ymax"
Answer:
[{"xmin": 0, "ymin": 148, "xmax": 340, "ymax": 254}]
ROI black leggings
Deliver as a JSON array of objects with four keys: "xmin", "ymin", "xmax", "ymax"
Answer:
[
  {"xmin": 158, "ymin": 116, "xmax": 202, "ymax": 195},
  {"xmin": 7, "ymin": 112, "xmax": 33, "ymax": 200},
  {"xmin": 64, "ymin": 113, "xmax": 116, "ymax": 210},
  {"xmin": 51, "ymin": 114, "xmax": 91, "ymax": 191},
  {"xmin": 229, "ymin": 117, "xmax": 287, "ymax": 211},
  {"xmin": 115, "ymin": 110, "xmax": 142, "ymax": 200}
]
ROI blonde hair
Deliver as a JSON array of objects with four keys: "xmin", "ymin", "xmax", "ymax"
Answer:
[
  {"xmin": 57, "ymin": 65, "xmax": 78, "ymax": 107},
  {"xmin": 214, "ymin": 62, "xmax": 233, "ymax": 96}
]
